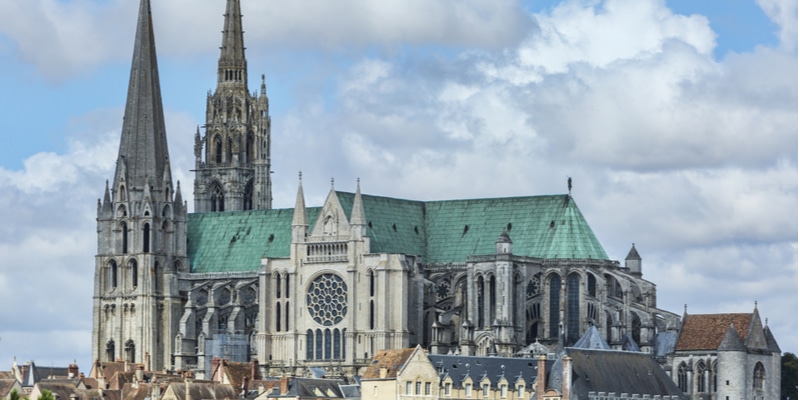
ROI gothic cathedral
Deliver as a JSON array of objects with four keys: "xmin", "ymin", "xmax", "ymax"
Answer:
[{"xmin": 91, "ymin": 3, "xmax": 780, "ymax": 396}]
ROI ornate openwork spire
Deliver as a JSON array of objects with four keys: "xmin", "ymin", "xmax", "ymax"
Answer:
[{"xmin": 217, "ymin": 0, "xmax": 248, "ymax": 88}]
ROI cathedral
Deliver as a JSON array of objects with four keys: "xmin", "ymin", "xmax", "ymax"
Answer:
[{"xmin": 91, "ymin": 1, "xmax": 780, "ymax": 396}]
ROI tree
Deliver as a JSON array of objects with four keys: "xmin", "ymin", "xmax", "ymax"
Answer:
[
  {"xmin": 36, "ymin": 389, "xmax": 54, "ymax": 400},
  {"xmin": 782, "ymin": 352, "xmax": 798, "ymax": 400},
  {"xmin": 9, "ymin": 388, "xmax": 21, "ymax": 400}
]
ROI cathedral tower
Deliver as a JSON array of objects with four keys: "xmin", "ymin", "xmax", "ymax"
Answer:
[
  {"xmin": 194, "ymin": 0, "xmax": 272, "ymax": 212},
  {"xmin": 92, "ymin": 0, "xmax": 187, "ymax": 371}
]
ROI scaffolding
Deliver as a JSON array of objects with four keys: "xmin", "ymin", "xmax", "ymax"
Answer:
[{"xmin": 204, "ymin": 330, "xmax": 250, "ymax": 375}]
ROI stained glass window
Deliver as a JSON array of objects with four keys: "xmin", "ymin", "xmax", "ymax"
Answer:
[{"xmin": 306, "ymin": 274, "xmax": 348, "ymax": 326}]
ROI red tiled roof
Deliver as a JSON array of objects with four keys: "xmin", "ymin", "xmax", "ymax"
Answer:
[
  {"xmin": 675, "ymin": 313, "xmax": 752, "ymax": 351},
  {"xmin": 361, "ymin": 348, "xmax": 416, "ymax": 379}
]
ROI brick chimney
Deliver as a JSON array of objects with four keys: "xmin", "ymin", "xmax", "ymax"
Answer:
[
  {"xmin": 279, "ymin": 376, "xmax": 290, "ymax": 395},
  {"xmin": 250, "ymin": 358, "xmax": 260, "ymax": 380},
  {"xmin": 561, "ymin": 356, "xmax": 572, "ymax": 400},
  {"xmin": 537, "ymin": 355, "xmax": 546, "ymax": 400},
  {"xmin": 68, "ymin": 363, "xmax": 79, "ymax": 379}
]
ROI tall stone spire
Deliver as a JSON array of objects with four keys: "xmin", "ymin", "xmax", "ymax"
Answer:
[
  {"xmin": 217, "ymin": 0, "xmax": 247, "ymax": 89},
  {"xmin": 93, "ymin": 0, "xmax": 186, "ymax": 372},
  {"xmin": 113, "ymin": 0, "xmax": 170, "ymax": 194}
]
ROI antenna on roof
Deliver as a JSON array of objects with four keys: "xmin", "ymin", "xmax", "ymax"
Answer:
[{"xmin": 567, "ymin": 176, "xmax": 572, "ymax": 196}]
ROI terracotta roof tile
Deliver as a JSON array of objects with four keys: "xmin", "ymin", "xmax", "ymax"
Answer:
[
  {"xmin": 675, "ymin": 313, "xmax": 752, "ymax": 351},
  {"xmin": 361, "ymin": 348, "xmax": 416, "ymax": 379}
]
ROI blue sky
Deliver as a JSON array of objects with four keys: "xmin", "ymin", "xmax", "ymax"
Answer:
[{"xmin": 0, "ymin": 0, "xmax": 796, "ymax": 372}]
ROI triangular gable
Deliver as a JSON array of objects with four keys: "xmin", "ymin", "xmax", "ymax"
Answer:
[
  {"xmin": 310, "ymin": 188, "xmax": 351, "ymax": 238},
  {"xmin": 397, "ymin": 345, "xmax": 437, "ymax": 381},
  {"xmin": 744, "ymin": 310, "xmax": 769, "ymax": 351}
]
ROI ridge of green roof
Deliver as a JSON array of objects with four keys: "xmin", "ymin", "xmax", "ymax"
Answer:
[{"xmin": 188, "ymin": 192, "xmax": 608, "ymax": 273}]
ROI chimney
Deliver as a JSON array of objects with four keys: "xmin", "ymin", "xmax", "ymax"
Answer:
[
  {"xmin": 68, "ymin": 363, "xmax": 79, "ymax": 379},
  {"xmin": 537, "ymin": 355, "xmax": 546, "ymax": 400},
  {"xmin": 251, "ymin": 358, "xmax": 260, "ymax": 380},
  {"xmin": 135, "ymin": 364, "xmax": 144, "ymax": 383},
  {"xmin": 379, "ymin": 368, "xmax": 388, "ymax": 379},
  {"xmin": 561, "ymin": 356, "xmax": 572, "ymax": 400},
  {"xmin": 280, "ymin": 376, "xmax": 290, "ymax": 395}
]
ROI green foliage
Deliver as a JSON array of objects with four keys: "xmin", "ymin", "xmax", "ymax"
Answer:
[
  {"xmin": 9, "ymin": 388, "xmax": 21, "ymax": 400},
  {"xmin": 782, "ymin": 352, "xmax": 798, "ymax": 400},
  {"xmin": 36, "ymin": 389, "xmax": 54, "ymax": 400}
]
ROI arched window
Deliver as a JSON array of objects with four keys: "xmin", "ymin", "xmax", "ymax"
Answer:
[
  {"xmin": 489, "ymin": 275, "xmax": 497, "ymax": 325},
  {"xmin": 315, "ymin": 330, "xmax": 323, "ymax": 359},
  {"xmin": 243, "ymin": 180, "xmax": 253, "ymax": 210},
  {"xmin": 342, "ymin": 328, "xmax": 346, "ymax": 357},
  {"xmin": 275, "ymin": 302, "xmax": 281, "ymax": 332},
  {"xmin": 477, "ymin": 276, "xmax": 485, "ymax": 328},
  {"xmin": 753, "ymin": 362, "xmax": 765, "ymax": 390},
  {"xmin": 121, "ymin": 222, "xmax": 128, "ymax": 254},
  {"xmin": 211, "ymin": 184, "xmax": 225, "ymax": 212},
  {"xmin": 631, "ymin": 312, "xmax": 641, "ymax": 345},
  {"xmin": 125, "ymin": 339, "xmax": 135, "ymax": 363},
  {"xmin": 285, "ymin": 274, "xmax": 290, "ymax": 299},
  {"xmin": 226, "ymin": 137, "xmax": 233, "ymax": 163},
  {"xmin": 369, "ymin": 300, "xmax": 375, "ymax": 329},
  {"xmin": 567, "ymin": 273, "xmax": 580, "ymax": 341},
  {"xmin": 549, "ymin": 275, "xmax": 561, "ymax": 338},
  {"xmin": 333, "ymin": 329, "xmax": 341, "ymax": 359},
  {"xmin": 587, "ymin": 274, "xmax": 596, "ymax": 297},
  {"xmin": 129, "ymin": 259, "xmax": 138, "ymax": 289},
  {"xmin": 605, "ymin": 311, "xmax": 613, "ymax": 342},
  {"xmin": 369, "ymin": 270, "xmax": 375, "ymax": 297},
  {"xmin": 153, "ymin": 262, "xmax": 160, "ymax": 293},
  {"xmin": 106, "ymin": 340, "xmax": 115, "ymax": 362},
  {"xmin": 678, "ymin": 363, "xmax": 688, "ymax": 392},
  {"xmin": 214, "ymin": 136, "xmax": 223, "ymax": 164},
  {"xmin": 108, "ymin": 260, "xmax": 118, "ymax": 290},
  {"xmin": 143, "ymin": 223, "xmax": 150, "ymax": 253},
  {"xmin": 276, "ymin": 274, "xmax": 281, "ymax": 298},
  {"xmin": 696, "ymin": 361, "xmax": 707, "ymax": 393},
  {"xmin": 324, "ymin": 329, "xmax": 332, "ymax": 360},
  {"xmin": 285, "ymin": 302, "xmax": 290, "ymax": 331},
  {"xmin": 306, "ymin": 330, "xmax": 314, "ymax": 360}
]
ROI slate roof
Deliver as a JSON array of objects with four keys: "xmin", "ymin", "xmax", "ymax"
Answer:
[
  {"xmin": 675, "ymin": 313, "xmax": 752, "ymax": 351},
  {"xmin": 763, "ymin": 325, "xmax": 782, "ymax": 353},
  {"xmin": 361, "ymin": 348, "xmax": 416, "ymax": 379},
  {"xmin": 572, "ymin": 325, "xmax": 610, "ymax": 350},
  {"xmin": 428, "ymin": 355, "xmax": 548, "ymax": 389},
  {"xmin": 653, "ymin": 331, "xmax": 678, "ymax": 358},
  {"xmin": 281, "ymin": 378, "xmax": 346, "ymax": 398},
  {"xmin": 549, "ymin": 349, "xmax": 686, "ymax": 400},
  {"xmin": 0, "ymin": 380, "xmax": 20, "ymax": 398},
  {"xmin": 189, "ymin": 192, "xmax": 608, "ymax": 273}
]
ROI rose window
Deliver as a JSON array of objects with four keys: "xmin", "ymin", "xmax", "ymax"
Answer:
[{"xmin": 306, "ymin": 273, "xmax": 348, "ymax": 326}]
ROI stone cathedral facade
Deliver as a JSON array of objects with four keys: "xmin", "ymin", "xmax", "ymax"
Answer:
[{"xmin": 92, "ymin": 1, "xmax": 780, "ymax": 395}]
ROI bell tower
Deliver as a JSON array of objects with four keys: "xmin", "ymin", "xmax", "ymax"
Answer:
[
  {"xmin": 193, "ymin": 0, "xmax": 272, "ymax": 212},
  {"xmin": 92, "ymin": 0, "xmax": 187, "ymax": 371}
]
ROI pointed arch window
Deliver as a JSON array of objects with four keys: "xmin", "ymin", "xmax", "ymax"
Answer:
[
  {"xmin": 306, "ymin": 330, "xmax": 314, "ymax": 360},
  {"xmin": 324, "ymin": 329, "xmax": 332, "ymax": 359},
  {"xmin": 631, "ymin": 312, "xmax": 642, "ymax": 345},
  {"xmin": 369, "ymin": 300, "xmax": 375, "ymax": 329},
  {"xmin": 211, "ymin": 184, "xmax": 225, "ymax": 212},
  {"xmin": 153, "ymin": 261, "xmax": 160, "ymax": 293},
  {"xmin": 214, "ymin": 136, "xmax": 223, "ymax": 163},
  {"xmin": 753, "ymin": 362, "xmax": 765, "ymax": 390},
  {"xmin": 333, "ymin": 328, "xmax": 341, "ymax": 359},
  {"xmin": 285, "ymin": 301, "xmax": 290, "ymax": 331},
  {"xmin": 275, "ymin": 302, "xmax": 282, "ymax": 332},
  {"xmin": 129, "ymin": 259, "xmax": 138, "ymax": 289},
  {"xmin": 477, "ymin": 276, "xmax": 485, "ymax": 328},
  {"xmin": 121, "ymin": 222, "xmax": 128, "ymax": 254},
  {"xmin": 143, "ymin": 223, "xmax": 150, "ymax": 253},
  {"xmin": 226, "ymin": 137, "xmax": 233, "ymax": 163},
  {"xmin": 549, "ymin": 275, "xmax": 561, "ymax": 338},
  {"xmin": 587, "ymin": 274, "xmax": 597, "ymax": 297},
  {"xmin": 124, "ymin": 339, "xmax": 135, "ymax": 363},
  {"xmin": 489, "ymin": 275, "xmax": 497, "ymax": 325},
  {"xmin": 108, "ymin": 260, "xmax": 118, "ymax": 291},
  {"xmin": 106, "ymin": 340, "xmax": 115, "ymax": 362},
  {"xmin": 696, "ymin": 361, "xmax": 707, "ymax": 392},
  {"xmin": 677, "ymin": 362, "xmax": 688, "ymax": 392},
  {"xmin": 567, "ymin": 273, "xmax": 580, "ymax": 342},
  {"xmin": 243, "ymin": 180, "xmax": 254, "ymax": 210}
]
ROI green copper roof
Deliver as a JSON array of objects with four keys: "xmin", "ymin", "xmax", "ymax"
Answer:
[{"xmin": 187, "ymin": 192, "xmax": 608, "ymax": 273}]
